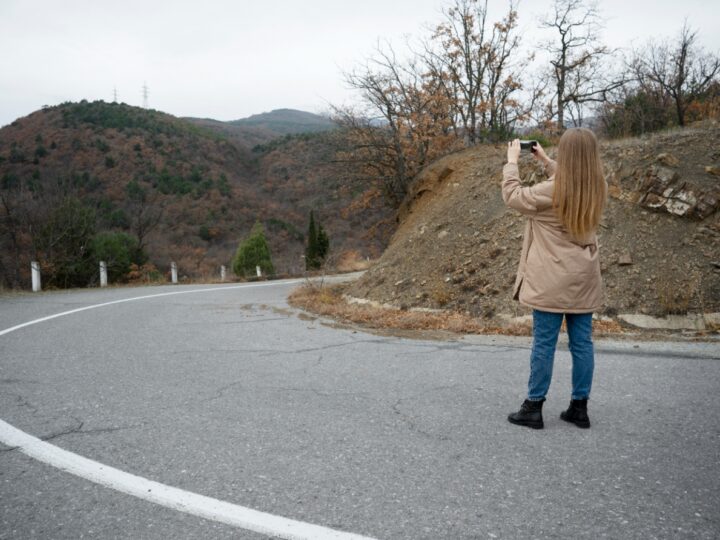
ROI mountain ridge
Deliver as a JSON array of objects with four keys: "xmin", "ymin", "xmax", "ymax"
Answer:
[{"xmin": 0, "ymin": 100, "xmax": 392, "ymax": 288}]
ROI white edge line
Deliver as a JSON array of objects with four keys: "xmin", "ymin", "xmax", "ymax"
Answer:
[
  {"xmin": 0, "ymin": 420, "xmax": 376, "ymax": 540},
  {"xmin": 1, "ymin": 281, "xmax": 303, "ymax": 337},
  {"xmin": 0, "ymin": 280, "xmax": 379, "ymax": 540}
]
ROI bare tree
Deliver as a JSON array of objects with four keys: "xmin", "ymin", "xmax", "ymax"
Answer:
[
  {"xmin": 426, "ymin": 0, "xmax": 527, "ymax": 143},
  {"xmin": 633, "ymin": 21, "xmax": 720, "ymax": 126},
  {"xmin": 540, "ymin": 0, "xmax": 623, "ymax": 130},
  {"xmin": 334, "ymin": 42, "xmax": 457, "ymax": 205},
  {"xmin": 333, "ymin": 1, "xmax": 532, "ymax": 205}
]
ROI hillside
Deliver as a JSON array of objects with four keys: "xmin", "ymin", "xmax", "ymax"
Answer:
[
  {"xmin": 0, "ymin": 101, "xmax": 393, "ymax": 288},
  {"xmin": 229, "ymin": 108, "xmax": 336, "ymax": 135},
  {"xmin": 181, "ymin": 117, "xmax": 278, "ymax": 148},
  {"xmin": 345, "ymin": 123, "xmax": 720, "ymax": 320}
]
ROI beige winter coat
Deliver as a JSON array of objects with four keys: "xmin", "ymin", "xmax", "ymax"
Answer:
[{"xmin": 501, "ymin": 160, "xmax": 603, "ymax": 313}]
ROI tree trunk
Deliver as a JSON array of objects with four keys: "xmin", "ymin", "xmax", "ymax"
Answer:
[
  {"xmin": 557, "ymin": 88, "xmax": 565, "ymax": 131},
  {"xmin": 675, "ymin": 96, "xmax": 685, "ymax": 126}
]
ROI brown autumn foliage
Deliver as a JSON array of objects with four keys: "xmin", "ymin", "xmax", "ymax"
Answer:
[
  {"xmin": 334, "ymin": 1, "xmax": 538, "ymax": 207},
  {"xmin": 0, "ymin": 102, "xmax": 395, "ymax": 288}
]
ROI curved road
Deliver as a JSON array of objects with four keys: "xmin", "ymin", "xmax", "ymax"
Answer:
[{"xmin": 1, "ymin": 278, "xmax": 718, "ymax": 539}]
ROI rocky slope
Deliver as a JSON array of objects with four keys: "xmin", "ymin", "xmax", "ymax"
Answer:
[{"xmin": 346, "ymin": 123, "xmax": 720, "ymax": 320}]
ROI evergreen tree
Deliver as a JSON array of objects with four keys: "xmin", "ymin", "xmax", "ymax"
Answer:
[
  {"xmin": 317, "ymin": 224, "xmax": 329, "ymax": 262},
  {"xmin": 305, "ymin": 211, "xmax": 320, "ymax": 270},
  {"xmin": 232, "ymin": 221, "xmax": 274, "ymax": 278}
]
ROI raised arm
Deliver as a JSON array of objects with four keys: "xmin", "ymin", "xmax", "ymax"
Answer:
[
  {"xmin": 501, "ymin": 162, "xmax": 553, "ymax": 215},
  {"xmin": 531, "ymin": 142, "xmax": 556, "ymax": 178}
]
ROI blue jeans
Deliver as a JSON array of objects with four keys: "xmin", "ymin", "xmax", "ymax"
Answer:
[{"xmin": 527, "ymin": 310, "xmax": 594, "ymax": 401}]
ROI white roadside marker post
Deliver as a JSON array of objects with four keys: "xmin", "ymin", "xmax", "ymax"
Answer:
[
  {"xmin": 220, "ymin": 265, "xmax": 226, "ymax": 282},
  {"xmin": 99, "ymin": 261, "xmax": 108, "ymax": 287},
  {"xmin": 31, "ymin": 261, "xmax": 41, "ymax": 292},
  {"xmin": 256, "ymin": 265, "xmax": 261, "ymax": 278},
  {"xmin": 171, "ymin": 262, "xmax": 178, "ymax": 284}
]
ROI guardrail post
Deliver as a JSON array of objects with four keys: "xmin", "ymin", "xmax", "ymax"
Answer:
[
  {"xmin": 31, "ymin": 261, "xmax": 41, "ymax": 292},
  {"xmin": 99, "ymin": 261, "xmax": 108, "ymax": 287}
]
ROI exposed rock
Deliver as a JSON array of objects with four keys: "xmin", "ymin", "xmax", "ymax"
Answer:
[
  {"xmin": 657, "ymin": 153, "xmax": 679, "ymax": 167},
  {"xmin": 638, "ymin": 165, "xmax": 720, "ymax": 218},
  {"xmin": 618, "ymin": 251, "xmax": 633, "ymax": 266},
  {"xmin": 695, "ymin": 190, "xmax": 720, "ymax": 219},
  {"xmin": 705, "ymin": 165, "xmax": 720, "ymax": 176}
]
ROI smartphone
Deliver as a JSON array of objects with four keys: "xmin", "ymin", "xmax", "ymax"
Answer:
[{"xmin": 520, "ymin": 140, "xmax": 538, "ymax": 152}]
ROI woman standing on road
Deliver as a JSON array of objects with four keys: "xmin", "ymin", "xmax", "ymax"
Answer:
[{"xmin": 502, "ymin": 129, "xmax": 607, "ymax": 430}]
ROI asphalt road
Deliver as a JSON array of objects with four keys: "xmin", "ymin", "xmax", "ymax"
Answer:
[{"xmin": 1, "ymin": 278, "xmax": 718, "ymax": 539}]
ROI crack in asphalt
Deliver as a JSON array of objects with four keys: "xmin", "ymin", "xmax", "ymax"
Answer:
[
  {"xmin": 2, "ymin": 392, "xmax": 41, "ymax": 415},
  {"xmin": 196, "ymin": 380, "xmax": 246, "ymax": 405},
  {"xmin": 391, "ymin": 398, "xmax": 447, "ymax": 442},
  {"xmin": 266, "ymin": 338, "xmax": 395, "ymax": 356},
  {"xmin": 1, "ymin": 415, "xmax": 143, "ymax": 454},
  {"xmin": 39, "ymin": 416, "xmax": 85, "ymax": 442},
  {"xmin": 390, "ymin": 385, "xmax": 462, "ymax": 443}
]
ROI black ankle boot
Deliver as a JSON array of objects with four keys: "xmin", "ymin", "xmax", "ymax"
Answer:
[
  {"xmin": 560, "ymin": 399, "xmax": 590, "ymax": 428},
  {"xmin": 508, "ymin": 399, "xmax": 544, "ymax": 429}
]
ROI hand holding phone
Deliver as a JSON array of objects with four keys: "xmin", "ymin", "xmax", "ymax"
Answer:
[{"xmin": 520, "ymin": 140, "xmax": 538, "ymax": 153}]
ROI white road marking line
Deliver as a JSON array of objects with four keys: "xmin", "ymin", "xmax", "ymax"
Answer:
[
  {"xmin": 1, "ymin": 282, "xmax": 379, "ymax": 540},
  {"xmin": 0, "ymin": 280, "xmax": 304, "ymax": 337},
  {"xmin": 0, "ymin": 421, "xmax": 375, "ymax": 540}
]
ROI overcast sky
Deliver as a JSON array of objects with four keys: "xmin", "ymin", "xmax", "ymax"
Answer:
[{"xmin": 1, "ymin": 0, "xmax": 718, "ymax": 127}]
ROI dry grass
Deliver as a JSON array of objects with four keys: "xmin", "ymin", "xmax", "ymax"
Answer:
[
  {"xmin": 289, "ymin": 283, "xmax": 632, "ymax": 338},
  {"xmin": 593, "ymin": 318, "xmax": 626, "ymax": 334},
  {"xmin": 290, "ymin": 283, "xmax": 531, "ymax": 336}
]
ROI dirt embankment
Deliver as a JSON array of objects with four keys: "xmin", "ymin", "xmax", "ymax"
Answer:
[{"xmin": 343, "ymin": 123, "xmax": 720, "ymax": 327}]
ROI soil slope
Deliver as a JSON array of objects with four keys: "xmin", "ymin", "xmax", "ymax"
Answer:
[{"xmin": 346, "ymin": 123, "xmax": 720, "ymax": 320}]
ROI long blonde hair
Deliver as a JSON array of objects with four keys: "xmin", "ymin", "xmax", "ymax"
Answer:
[{"xmin": 552, "ymin": 128, "xmax": 607, "ymax": 240}]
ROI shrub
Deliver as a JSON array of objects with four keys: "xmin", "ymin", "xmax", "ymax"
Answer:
[
  {"xmin": 232, "ymin": 221, "xmax": 274, "ymax": 278},
  {"xmin": 35, "ymin": 198, "xmax": 97, "ymax": 288},
  {"xmin": 90, "ymin": 231, "xmax": 146, "ymax": 282}
]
